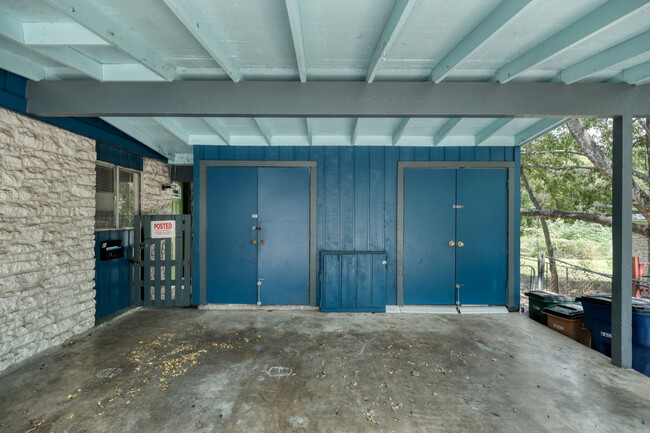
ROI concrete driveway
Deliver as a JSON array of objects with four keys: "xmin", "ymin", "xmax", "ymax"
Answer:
[{"xmin": 0, "ymin": 308, "xmax": 648, "ymax": 432}]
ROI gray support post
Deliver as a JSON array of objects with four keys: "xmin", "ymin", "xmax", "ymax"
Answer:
[{"xmin": 612, "ymin": 115, "xmax": 633, "ymax": 369}]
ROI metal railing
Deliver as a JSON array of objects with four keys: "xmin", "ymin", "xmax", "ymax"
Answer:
[{"xmin": 520, "ymin": 254, "xmax": 650, "ymax": 299}]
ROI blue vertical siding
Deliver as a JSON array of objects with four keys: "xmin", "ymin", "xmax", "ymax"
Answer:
[
  {"xmin": 193, "ymin": 146, "xmax": 519, "ymax": 306},
  {"xmin": 94, "ymin": 230, "xmax": 134, "ymax": 319}
]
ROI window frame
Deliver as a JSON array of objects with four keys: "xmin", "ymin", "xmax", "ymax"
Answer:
[{"xmin": 95, "ymin": 161, "xmax": 141, "ymax": 231}]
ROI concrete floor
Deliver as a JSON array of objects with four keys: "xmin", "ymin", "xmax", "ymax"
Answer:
[{"xmin": 1, "ymin": 309, "xmax": 649, "ymax": 433}]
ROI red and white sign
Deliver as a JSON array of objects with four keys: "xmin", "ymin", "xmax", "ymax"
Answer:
[{"xmin": 151, "ymin": 220, "xmax": 175, "ymax": 239}]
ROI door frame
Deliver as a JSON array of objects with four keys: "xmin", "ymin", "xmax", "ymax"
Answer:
[
  {"xmin": 397, "ymin": 161, "xmax": 516, "ymax": 309},
  {"xmin": 199, "ymin": 160, "xmax": 317, "ymax": 306}
]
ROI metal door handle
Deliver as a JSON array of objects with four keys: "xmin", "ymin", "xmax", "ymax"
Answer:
[
  {"xmin": 251, "ymin": 240, "xmax": 256, "ymax": 244},
  {"xmin": 260, "ymin": 240, "xmax": 264, "ymax": 245},
  {"xmin": 449, "ymin": 241, "xmax": 455, "ymax": 247},
  {"xmin": 457, "ymin": 241, "xmax": 464, "ymax": 247}
]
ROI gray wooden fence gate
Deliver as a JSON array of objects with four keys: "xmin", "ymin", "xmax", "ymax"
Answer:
[{"xmin": 132, "ymin": 215, "xmax": 192, "ymax": 307}]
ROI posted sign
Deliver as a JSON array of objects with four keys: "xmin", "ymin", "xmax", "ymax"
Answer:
[{"xmin": 151, "ymin": 220, "xmax": 175, "ymax": 239}]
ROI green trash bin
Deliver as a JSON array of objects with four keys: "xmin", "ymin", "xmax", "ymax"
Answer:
[{"xmin": 524, "ymin": 291, "xmax": 575, "ymax": 325}]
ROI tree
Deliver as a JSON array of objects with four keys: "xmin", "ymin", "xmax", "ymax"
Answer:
[{"xmin": 521, "ymin": 118, "xmax": 650, "ymax": 282}]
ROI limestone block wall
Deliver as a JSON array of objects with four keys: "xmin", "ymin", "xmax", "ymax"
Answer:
[
  {"xmin": 142, "ymin": 158, "xmax": 174, "ymax": 215},
  {"xmin": 633, "ymin": 233, "xmax": 650, "ymax": 262},
  {"xmin": 0, "ymin": 108, "xmax": 96, "ymax": 373}
]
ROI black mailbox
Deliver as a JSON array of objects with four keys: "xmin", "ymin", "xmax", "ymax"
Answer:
[{"xmin": 100, "ymin": 239, "xmax": 125, "ymax": 261}]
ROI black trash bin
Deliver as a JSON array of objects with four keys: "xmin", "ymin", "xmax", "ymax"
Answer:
[{"xmin": 524, "ymin": 291, "xmax": 574, "ymax": 325}]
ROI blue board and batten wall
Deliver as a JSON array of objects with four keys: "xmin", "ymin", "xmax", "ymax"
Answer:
[{"xmin": 194, "ymin": 145, "xmax": 521, "ymax": 310}]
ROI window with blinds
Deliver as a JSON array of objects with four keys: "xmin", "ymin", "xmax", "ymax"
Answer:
[{"xmin": 95, "ymin": 163, "xmax": 140, "ymax": 230}]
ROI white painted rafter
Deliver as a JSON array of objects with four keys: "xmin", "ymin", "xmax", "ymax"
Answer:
[
  {"xmin": 392, "ymin": 118, "xmax": 411, "ymax": 145},
  {"xmin": 153, "ymin": 118, "xmax": 191, "ymax": 144},
  {"xmin": 285, "ymin": 0, "xmax": 307, "ymax": 82},
  {"xmin": 515, "ymin": 118, "xmax": 567, "ymax": 145},
  {"xmin": 497, "ymin": 0, "xmax": 649, "ymax": 83},
  {"xmin": 366, "ymin": 0, "xmax": 417, "ymax": 83},
  {"xmin": 306, "ymin": 118, "xmax": 313, "ymax": 145},
  {"xmin": 45, "ymin": 0, "xmax": 176, "ymax": 81},
  {"xmin": 434, "ymin": 118, "xmax": 461, "ymax": 145},
  {"xmin": 254, "ymin": 118, "xmax": 272, "ymax": 145},
  {"xmin": 560, "ymin": 31, "xmax": 650, "ymax": 84},
  {"xmin": 163, "ymin": 0, "xmax": 242, "ymax": 82},
  {"xmin": 23, "ymin": 22, "xmax": 109, "ymax": 46},
  {"xmin": 202, "ymin": 118, "xmax": 231, "ymax": 145},
  {"xmin": 431, "ymin": 0, "xmax": 533, "ymax": 83},
  {"xmin": 0, "ymin": 11, "xmax": 103, "ymax": 80},
  {"xmin": 475, "ymin": 118, "xmax": 513, "ymax": 145},
  {"xmin": 351, "ymin": 118, "xmax": 361, "ymax": 145}
]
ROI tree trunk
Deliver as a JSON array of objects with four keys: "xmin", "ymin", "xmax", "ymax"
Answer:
[
  {"xmin": 521, "ymin": 169, "xmax": 559, "ymax": 291},
  {"xmin": 566, "ymin": 118, "xmax": 650, "ymax": 222}
]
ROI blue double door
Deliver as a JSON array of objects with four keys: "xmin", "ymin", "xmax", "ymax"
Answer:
[
  {"xmin": 206, "ymin": 167, "xmax": 310, "ymax": 305},
  {"xmin": 404, "ymin": 168, "xmax": 508, "ymax": 306}
]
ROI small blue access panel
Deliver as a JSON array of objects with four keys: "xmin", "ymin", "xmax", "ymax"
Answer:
[
  {"xmin": 403, "ymin": 168, "xmax": 507, "ymax": 306},
  {"xmin": 206, "ymin": 167, "xmax": 310, "ymax": 305}
]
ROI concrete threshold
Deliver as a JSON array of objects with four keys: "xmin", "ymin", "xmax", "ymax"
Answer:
[{"xmin": 199, "ymin": 304, "xmax": 320, "ymax": 311}]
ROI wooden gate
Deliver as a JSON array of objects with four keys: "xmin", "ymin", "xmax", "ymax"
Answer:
[{"xmin": 132, "ymin": 215, "xmax": 192, "ymax": 307}]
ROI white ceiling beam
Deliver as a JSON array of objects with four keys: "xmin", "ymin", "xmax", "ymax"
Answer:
[
  {"xmin": 162, "ymin": 0, "xmax": 242, "ymax": 82},
  {"xmin": 23, "ymin": 22, "xmax": 109, "ymax": 46},
  {"xmin": 153, "ymin": 118, "xmax": 191, "ymax": 144},
  {"xmin": 497, "ymin": 0, "xmax": 649, "ymax": 83},
  {"xmin": 33, "ymin": 47, "xmax": 103, "ymax": 80},
  {"xmin": 45, "ymin": 0, "xmax": 176, "ymax": 81},
  {"xmin": 621, "ymin": 61, "xmax": 650, "ymax": 85},
  {"xmin": 560, "ymin": 31, "xmax": 650, "ymax": 84},
  {"xmin": 101, "ymin": 117, "xmax": 170, "ymax": 158},
  {"xmin": 0, "ymin": 11, "xmax": 103, "ymax": 80},
  {"xmin": 475, "ymin": 118, "xmax": 514, "ymax": 145},
  {"xmin": 306, "ymin": 118, "xmax": 313, "ymax": 145},
  {"xmin": 392, "ymin": 118, "xmax": 411, "ymax": 145},
  {"xmin": 0, "ymin": 45, "xmax": 45, "ymax": 81},
  {"xmin": 351, "ymin": 118, "xmax": 361, "ymax": 145},
  {"xmin": 366, "ymin": 0, "xmax": 417, "ymax": 83},
  {"xmin": 434, "ymin": 118, "xmax": 462, "ymax": 145},
  {"xmin": 254, "ymin": 118, "xmax": 272, "ymax": 145},
  {"xmin": 431, "ymin": 0, "xmax": 533, "ymax": 83},
  {"xmin": 285, "ymin": 0, "xmax": 307, "ymax": 82},
  {"xmin": 515, "ymin": 118, "xmax": 567, "ymax": 145},
  {"xmin": 202, "ymin": 118, "xmax": 231, "ymax": 145},
  {"xmin": 189, "ymin": 135, "xmax": 228, "ymax": 146}
]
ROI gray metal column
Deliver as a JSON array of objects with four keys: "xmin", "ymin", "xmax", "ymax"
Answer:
[{"xmin": 612, "ymin": 115, "xmax": 633, "ymax": 369}]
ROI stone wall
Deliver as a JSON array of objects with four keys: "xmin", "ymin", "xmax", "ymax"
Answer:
[
  {"xmin": 0, "ymin": 108, "xmax": 96, "ymax": 373},
  {"xmin": 142, "ymin": 158, "xmax": 174, "ymax": 215},
  {"xmin": 633, "ymin": 233, "xmax": 650, "ymax": 262}
]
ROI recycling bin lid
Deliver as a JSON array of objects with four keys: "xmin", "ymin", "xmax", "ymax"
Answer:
[
  {"xmin": 577, "ymin": 294, "xmax": 650, "ymax": 313},
  {"xmin": 542, "ymin": 303, "xmax": 584, "ymax": 319},
  {"xmin": 524, "ymin": 291, "xmax": 573, "ymax": 302}
]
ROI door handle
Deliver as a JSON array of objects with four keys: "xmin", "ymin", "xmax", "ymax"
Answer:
[
  {"xmin": 260, "ymin": 240, "xmax": 264, "ymax": 245},
  {"xmin": 251, "ymin": 240, "xmax": 256, "ymax": 245},
  {"xmin": 448, "ymin": 241, "xmax": 455, "ymax": 247},
  {"xmin": 457, "ymin": 241, "xmax": 464, "ymax": 247}
]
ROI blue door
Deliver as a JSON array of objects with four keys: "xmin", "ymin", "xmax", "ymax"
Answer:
[
  {"xmin": 456, "ymin": 169, "xmax": 507, "ymax": 305},
  {"xmin": 206, "ymin": 167, "xmax": 258, "ymax": 304},
  {"xmin": 257, "ymin": 168, "xmax": 310, "ymax": 305},
  {"xmin": 403, "ymin": 168, "xmax": 508, "ymax": 305},
  {"xmin": 403, "ymin": 169, "xmax": 456, "ymax": 304},
  {"xmin": 206, "ymin": 167, "xmax": 310, "ymax": 305}
]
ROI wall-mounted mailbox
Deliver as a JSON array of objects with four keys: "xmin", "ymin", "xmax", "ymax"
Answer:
[{"xmin": 100, "ymin": 239, "xmax": 124, "ymax": 261}]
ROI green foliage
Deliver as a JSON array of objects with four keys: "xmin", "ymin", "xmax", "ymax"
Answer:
[
  {"xmin": 522, "ymin": 124, "xmax": 611, "ymax": 214},
  {"xmin": 521, "ymin": 220, "xmax": 612, "ymax": 260}
]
